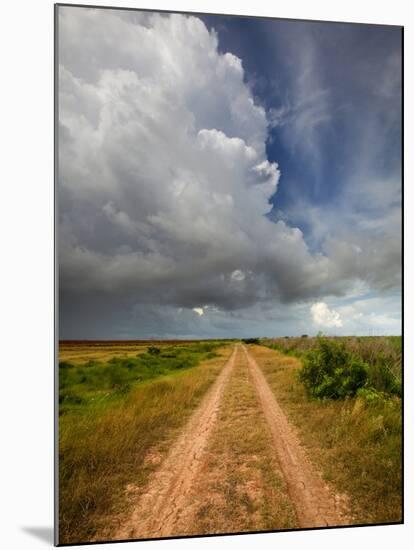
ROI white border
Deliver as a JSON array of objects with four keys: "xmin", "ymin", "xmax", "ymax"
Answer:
[{"xmin": 0, "ymin": 1, "xmax": 411, "ymax": 549}]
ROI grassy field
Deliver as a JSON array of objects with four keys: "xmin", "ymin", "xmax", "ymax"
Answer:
[
  {"xmin": 59, "ymin": 339, "xmax": 217, "ymax": 365},
  {"xmin": 59, "ymin": 341, "xmax": 229, "ymax": 414},
  {"xmin": 58, "ymin": 340, "xmax": 232, "ymax": 544},
  {"xmin": 58, "ymin": 335, "xmax": 402, "ymax": 543},
  {"xmin": 248, "ymin": 343, "xmax": 402, "ymax": 524}
]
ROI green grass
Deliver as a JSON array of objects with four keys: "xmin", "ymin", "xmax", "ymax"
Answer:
[
  {"xmin": 59, "ymin": 341, "xmax": 231, "ymax": 544},
  {"xmin": 59, "ymin": 341, "xmax": 222, "ymax": 414}
]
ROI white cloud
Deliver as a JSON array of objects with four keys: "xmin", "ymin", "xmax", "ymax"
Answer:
[
  {"xmin": 231, "ymin": 269, "xmax": 245, "ymax": 281},
  {"xmin": 311, "ymin": 302, "xmax": 343, "ymax": 328},
  {"xmin": 58, "ymin": 8, "xmax": 343, "ymax": 308},
  {"xmin": 58, "ymin": 7, "xmax": 401, "ymax": 332}
]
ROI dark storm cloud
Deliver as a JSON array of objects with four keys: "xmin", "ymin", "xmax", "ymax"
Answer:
[{"xmin": 58, "ymin": 7, "xmax": 402, "ymax": 338}]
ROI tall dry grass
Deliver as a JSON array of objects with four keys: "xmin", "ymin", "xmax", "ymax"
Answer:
[
  {"xmin": 250, "ymin": 345, "xmax": 402, "ymax": 524},
  {"xmin": 59, "ymin": 347, "xmax": 231, "ymax": 544}
]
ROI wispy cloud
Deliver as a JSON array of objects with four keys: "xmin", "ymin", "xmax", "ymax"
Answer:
[{"xmin": 266, "ymin": 28, "xmax": 332, "ymax": 181}]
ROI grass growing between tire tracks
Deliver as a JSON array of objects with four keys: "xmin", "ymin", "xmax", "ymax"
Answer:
[{"xmin": 185, "ymin": 347, "xmax": 296, "ymax": 535}]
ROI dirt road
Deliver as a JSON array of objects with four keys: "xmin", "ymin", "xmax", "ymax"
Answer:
[{"xmin": 112, "ymin": 344, "xmax": 349, "ymax": 540}]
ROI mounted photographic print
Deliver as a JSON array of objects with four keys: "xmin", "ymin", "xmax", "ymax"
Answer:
[{"xmin": 55, "ymin": 3, "xmax": 403, "ymax": 546}]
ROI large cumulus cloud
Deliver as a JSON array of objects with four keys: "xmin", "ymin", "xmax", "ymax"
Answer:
[{"xmin": 57, "ymin": 7, "xmax": 401, "ymax": 337}]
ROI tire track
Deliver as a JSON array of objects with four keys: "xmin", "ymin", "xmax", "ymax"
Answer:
[
  {"xmin": 114, "ymin": 345, "xmax": 238, "ymax": 540},
  {"xmin": 242, "ymin": 345, "xmax": 349, "ymax": 528},
  {"xmin": 169, "ymin": 346, "xmax": 297, "ymax": 536}
]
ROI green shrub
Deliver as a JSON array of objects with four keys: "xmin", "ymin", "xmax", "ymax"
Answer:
[
  {"xmin": 300, "ymin": 338, "xmax": 368, "ymax": 399},
  {"xmin": 242, "ymin": 338, "xmax": 260, "ymax": 345}
]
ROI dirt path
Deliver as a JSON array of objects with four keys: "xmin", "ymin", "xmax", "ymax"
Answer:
[
  {"xmin": 111, "ymin": 343, "xmax": 350, "ymax": 540},
  {"xmin": 113, "ymin": 345, "xmax": 238, "ymax": 540},
  {"xmin": 242, "ymin": 345, "xmax": 349, "ymax": 528},
  {"xmin": 171, "ymin": 345, "xmax": 296, "ymax": 536}
]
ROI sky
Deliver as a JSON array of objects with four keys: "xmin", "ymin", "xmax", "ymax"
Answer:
[{"xmin": 57, "ymin": 6, "xmax": 402, "ymax": 339}]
